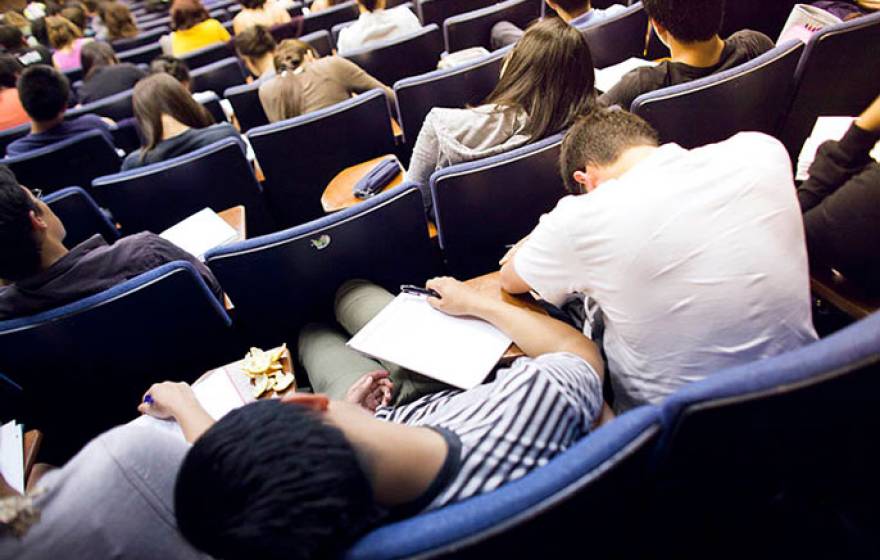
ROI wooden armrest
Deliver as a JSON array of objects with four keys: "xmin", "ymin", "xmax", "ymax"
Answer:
[
  {"xmin": 811, "ymin": 268, "xmax": 880, "ymax": 320},
  {"xmin": 23, "ymin": 430, "xmax": 42, "ymax": 484}
]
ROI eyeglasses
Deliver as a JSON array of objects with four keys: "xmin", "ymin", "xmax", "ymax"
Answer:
[{"xmin": 29, "ymin": 188, "xmax": 43, "ymax": 200}]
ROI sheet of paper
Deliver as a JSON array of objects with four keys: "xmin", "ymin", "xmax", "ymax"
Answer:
[
  {"xmin": 160, "ymin": 207, "xmax": 238, "ymax": 261},
  {"xmin": 796, "ymin": 116, "xmax": 880, "ymax": 181},
  {"xmin": 594, "ymin": 58, "xmax": 658, "ymax": 93},
  {"xmin": 347, "ymin": 294, "xmax": 512, "ymax": 390},
  {"xmin": 777, "ymin": 4, "xmax": 841, "ymax": 45},
  {"xmin": 0, "ymin": 421, "xmax": 24, "ymax": 493}
]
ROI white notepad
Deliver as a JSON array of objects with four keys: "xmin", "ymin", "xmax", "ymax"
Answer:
[
  {"xmin": 160, "ymin": 208, "xmax": 238, "ymax": 261},
  {"xmin": 347, "ymin": 293, "xmax": 512, "ymax": 390},
  {"xmin": 0, "ymin": 420, "xmax": 24, "ymax": 493},
  {"xmin": 594, "ymin": 57, "xmax": 659, "ymax": 93},
  {"xmin": 796, "ymin": 116, "xmax": 880, "ymax": 181}
]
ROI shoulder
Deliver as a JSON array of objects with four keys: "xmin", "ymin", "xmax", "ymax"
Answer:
[
  {"xmin": 503, "ymin": 352, "xmax": 602, "ymax": 407},
  {"xmin": 721, "ymin": 131, "xmax": 789, "ymax": 161},
  {"xmin": 74, "ymin": 114, "xmax": 111, "ymax": 131},
  {"xmin": 728, "ymin": 29, "xmax": 774, "ymax": 55},
  {"xmin": 603, "ymin": 64, "xmax": 667, "ymax": 108},
  {"xmin": 113, "ymin": 231, "xmax": 180, "ymax": 261}
]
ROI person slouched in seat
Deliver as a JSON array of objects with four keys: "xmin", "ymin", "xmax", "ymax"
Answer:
[
  {"xmin": 0, "ymin": 166, "xmax": 223, "ymax": 319},
  {"xmin": 77, "ymin": 40, "xmax": 146, "ymax": 104},
  {"xmin": 121, "ymin": 73, "xmax": 240, "ymax": 170},
  {"xmin": 405, "ymin": 16, "xmax": 598, "ymax": 212},
  {"xmin": 257, "ymin": 36, "xmax": 394, "ymax": 123},
  {"xmin": 141, "ymin": 277, "xmax": 606, "ymax": 560}
]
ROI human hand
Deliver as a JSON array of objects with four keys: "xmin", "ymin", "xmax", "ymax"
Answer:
[
  {"xmin": 138, "ymin": 382, "xmax": 199, "ymax": 420},
  {"xmin": 345, "ymin": 370, "xmax": 393, "ymax": 412},
  {"xmin": 425, "ymin": 276, "xmax": 488, "ymax": 317},
  {"xmin": 856, "ymin": 94, "xmax": 880, "ymax": 133}
]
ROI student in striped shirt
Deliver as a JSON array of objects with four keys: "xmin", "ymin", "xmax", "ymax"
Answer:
[{"xmin": 145, "ymin": 277, "xmax": 605, "ymax": 560}]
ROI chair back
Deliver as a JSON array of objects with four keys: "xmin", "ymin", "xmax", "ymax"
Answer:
[
  {"xmin": 205, "ymin": 184, "xmax": 439, "ymax": 345},
  {"xmin": 4, "ymin": 130, "xmax": 122, "ymax": 195},
  {"xmin": 110, "ymin": 26, "xmax": 168, "ymax": 52},
  {"xmin": 247, "ymin": 89, "xmax": 395, "ymax": 228},
  {"xmin": 443, "ymin": 0, "xmax": 540, "ymax": 52},
  {"xmin": 181, "ymin": 41, "xmax": 236, "ymax": 70},
  {"xmin": 346, "ymin": 405, "xmax": 662, "ymax": 560},
  {"xmin": 580, "ymin": 2, "xmax": 647, "ymax": 69},
  {"xmin": 420, "ymin": 0, "xmax": 496, "ymax": 27},
  {"xmin": 720, "ymin": 0, "xmax": 798, "ymax": 39},
  {"xmin": 43, "ymin": 186, "xmax": 120, "ymax": 247},
  {"xmin": 224, "ymin": 81, "xmax": 266, "ymax": 132},
  {"xmin": 394, "ymin": 47, "xmax": 504, "ymax": 143},
  {"xmin": 139, "ymin": 15, "xmax": 172, "ymax": 30},
  {"xmin": 191, "ymin": 57, "xmax": 247, "ymax": 96},
  {"xmin": 779, "ymin": 12, "xmax": 880, "ymax": 160},
  {"xmin": 92, "ymin": 137, "xmax": 271, "ymax": 235},
  {"xmin": 198, "ymin": 91, "xmax": 229, "ymax": 123},
  {"xmin": 299, "ymin": 29, "xmax": 335, "ymax": 57},
  {"xmin": 301, "ymin": 0, "xmax": 359, "ymax": 35},
  {"xmin": 342, "ymin": 24, "xmax": 444, "ymax": 86},
  {"xmin": 431, "ymin": 133, "xmax": 567, "ymax": 278},
  {"xmin": 117, "ymin": 42, "xmax": 163, "ymax": 66},
  {"xmin": 0, "ymin": 124, "xmax": 29, "ymax": 157},
  {"xmin": 63, "ymin": 66, "xmax": 83, "ymax": 84},
  {"xmin": 631, "ymin": 41, "xmax": 804, "ymax": 148},
  {"xmin": 66, "ymin": 88, "xmax": 135, "ymax": 122}
]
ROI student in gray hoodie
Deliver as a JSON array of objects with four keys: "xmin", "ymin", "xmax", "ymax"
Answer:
[{"xmin": 405, "ymin": 17, "xmax": 599, "ymax": 212}]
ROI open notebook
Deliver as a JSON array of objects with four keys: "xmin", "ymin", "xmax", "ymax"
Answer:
[
  {"xmin": 160, "ymin": 208, "xmax": 238, "ymax": 261},
  {"xmin": 594, "ymin": 58, "xmax": 659, "ymax": 94},
  {"xmin": 347, "ymin": 293, "xmax": 512, "ymax": 390},
  {"xmin": 0, "ymin": 420, "xmax": 24, "ymax": 493},
  {"xmin": 797, "ymin": 117, "xmax": 880, "ymax": 181}
]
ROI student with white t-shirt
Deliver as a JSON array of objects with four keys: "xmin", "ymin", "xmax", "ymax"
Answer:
[
  {"xmin": 500, "ymin": 109, "xmax": 818, "ymax": 411},
  {"xmin": 336, "ymin": 0, "xmax": 421, "ymax": 54}
]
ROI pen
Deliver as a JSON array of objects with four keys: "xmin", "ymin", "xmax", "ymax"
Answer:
[
  {"xmin": 144, "ymin": 395, "xmax": 154, "ymax": 405},
  {"xmin": 400, "ymin": 284, "xmax": 441, "ymax": 299}
]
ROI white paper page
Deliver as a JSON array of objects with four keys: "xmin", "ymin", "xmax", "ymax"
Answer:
[
  {"xmin": 347, "ymin": 294, "xmax": 512, "ymax": 390},
  {"xmin": 796, "ymin": 117, "xmax": 880, "ymax": 181},
  {"xmin": 160, "ymin": 208, "xmax": 238, "ymax": 261},
  {"xmin": 777, "ymin": 4, "xmax": 841, "ymax": 45},
  {"xmin": 0, "ymin": 421, "xmax": 24, "ymax": 493},
  {"xmin": 594, "ymin": 58, "xmax": 658, "ymax": 93}
]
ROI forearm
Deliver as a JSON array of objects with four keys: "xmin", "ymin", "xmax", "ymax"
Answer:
[
  {"xmin": 799, "ymin": 123, "xmax": 880, "ymax": 211},
  {"xmin": 172, "ymin": 405, "xmax": 215, "ymax": 444}
]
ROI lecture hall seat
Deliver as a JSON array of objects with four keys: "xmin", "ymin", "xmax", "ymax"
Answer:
[
  {"xmin": 43, "ymin": 186, "xmax": 120, "ymax": 247},
  {"xmin": 190, "ymin": 57, "xmax": 248, "ymax": 97},
  {"xmin": 578, "ymin": 1, "xmax": 648, "ymax": 69},
  {"xmin": 301, "ymin": 0, "xmax": 359, "ymax": 36},
  {"xmin": 0, "ymin": 123, "xmax": 30, "ymax": 158},
  {"xmin": 442, "ymin": 0, "xmax": 541, "ymax": 52},
  {"xmin": 65, "ymin": 88, "xmax": 135, "ymax": 122},
  {"xmin": 116, "ymin": 42, "xmax": 164, "ymax": 66},
  {"xmin": 342, "ymin": 24, "xmax": 445, "ymax": 89},
  {"xmin": 419, "ymin": 0, "xmax": 497, "ymax": 28},
  {"xmin": 181, "ymin": 41, "xmax": 237, "ymax": 70},
  {"xmin": 110, "ymin": 26, "xmax": 169, "ymax": 52},
  {"xmin": 630, "ymin": 40, "xmax": 805, "ymax": 148}
]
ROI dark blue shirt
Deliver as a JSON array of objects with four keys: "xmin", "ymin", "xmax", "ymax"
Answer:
[
  {"xmin": 121, "ymin": 123, "xmax": 241, "ymax": 171},
  {"xmin": 5, "ymin": 115, "xmax": 115, "ymax": 157}
]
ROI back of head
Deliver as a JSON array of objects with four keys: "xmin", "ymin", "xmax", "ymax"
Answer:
[
  {"xmin": 60, "ymin": 4, "xmax": 86, "ymax": 30},
  {"xmin": 258, "ymin": 38, "xmax": 314, "ymax": 122},
  {"xmin": 132, "ymin": 72, "xmax": 213, "ymax": 153},
  {"xmin": 551, "ymin": 0, "xmax": 591, "ymax": 17},
  {"xmin": 238, "ymin": 0, "xmax": 266, "ymax": 10},
  {"xmin": 233, "ymin": 24, "xmax": 275, "ymax": 60},
  {"xmin": 45, "ymin": 15, "xmax": 81, "ymax": 49},
  {"xmin": 82, "ymin": 0, "xmax": 99, "ymax": 13},
  {"xmin": 0, "ymin": 53, "xmax": 22, "ymax": 88},
  {"xmin": 3, "ymin": 10, "xmax": 30, "ymax": 33},
  {"xmin": 273, "ymin": 38, "xmax": 313, "ymax": 72},
  {"xmin": 357, "ymin": 0, "xmax": 382, "ymax": 11},
  {"xmin": 80, "ymin": 40, "xmax": 117, "ymax": 79},
  {"xmin": 30, "ymin": 17, "xmax": 49, "ymax": 46},
  {"xmin": 102, "ymin": 2, "xmax": 138, "ymax": 40},
  {"xmin": 484, "ymin": 17, "xmax": 596, "ymax": 141},
  {"xmin": 643, "ymin": 0, "xmax": 724, "ymax": 42},
  {"xmin": 149, "ymin": 54, "xmax": 191, "ymax": 84},
  {"xmin": 18, "ymin": 64, "xmax": 70, "ymax": 122},
  {"xmin": 174, "ymin": 400, "xmax": 383, "ymax": 560},
  {"xmin": 0, "ymin": 23, "xmax": 24, "ymax": 50},
  {"xmin": 560, "ymin": 108, "xmax": 659, "ymax": 193},
  {"xmin": 0, "ymin": 166, "xmax": 42, "ymax": 282},
  {"xmin": 171, "ymin": 0, "xmax": 209, "ymax": 31}
]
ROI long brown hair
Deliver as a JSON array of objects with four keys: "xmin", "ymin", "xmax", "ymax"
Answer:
[
  {"xmin": 45, "ymin": 15, "xmax": 82, "ymax": 49},
  {"xmin": 483, "ymin": 17, "xmax": 596, "ymax": 140},
  {"xmin": 258, "ymin": 39, "xmax": 316, "ymax": 122},
  {"xmin": 132, "ymin": 73, "xmax": 214, "ymax": 158},
  {"xmin": 101, "ymin": 1, "xmax": 138, "ymax": 40},
  {"xmin": 80, "ymin": 40, "xmax": 118, "ymax": 79},
  {"xmin": 171, "ymin": 0, "xmax": 209, "ymax": 31}
]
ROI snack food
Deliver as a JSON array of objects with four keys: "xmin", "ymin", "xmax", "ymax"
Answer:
[{"xmin": 242, "ymin": 344, "xmax": 293, "ymax": 398}]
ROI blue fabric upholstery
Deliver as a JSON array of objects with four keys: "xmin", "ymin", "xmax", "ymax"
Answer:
[
  {"xmin": 631, "ymin": 40, "xmax": 804, "ymax": 148},
  {"xmin": 393, "ymin": 47, "xmax": 505, "ymax": 144},
  {"xmin": 181, "ymin": 41, "xmax": 236, "ymax": 70},
  {"xmin": 197, "ymin": 91, "xmax": 229, "ymax": 123},
  {"xmin": 0, "ymin": 123, "xmax": 29, "ymax": 157},
  {"xmin": 301, "ymin": 0, "xmax": 358, "ymax": 36},
  {"xmin": 205, "ymin": 184, "xmax": 440, "ymax": 346},
  {"xmin": 91, "ymin": 137, "xmax": 271, "ymax": 235},
  {"xmin": 66, "ymin": 88, "xmax": 135, "ymax": 122},
  {"xmin": 191, "ymin": 57, "xmax": 247, "ymax": 97},
  {"xmin": 443, "ymin": 0, "xmax": 540, "ymax": 52},
  {"xmin": 779, "ymin": 11, "xmax": 880, "ymax": 159},
  {"xmin": 299, "ymin": 29, "xmax": 335, "ymax": 57},
  {"xmin": 223, "ymin": 81, "xmax": 266, "ymax": 132},
  {"xmin": 110, "ymin": 118, "xmax": 143, "ymax": 155},
  {"xmin": 110, "ymin": 26, "xmax": 169, "ymax": 52},
  {"xmin": 3, "ymin": 130, "xmax": 122, "ymax": 195},
  {"xmin": 342, "ymin": 25, "xmax": 444, "ymax": 87},
  {"xmin": 579, "ymin": 2, "xmax": 647, "ymax": 69},
  {"xmin": 346, "ymin": 405, "xmax": 661, "ymax": 559},
  {"xmin": 420, "ymin": 0, "xmax": 496, "ymax": 28},
  {"xmin": 44, "ymin": 186, "xmax": 120, "ymax": 247},
  {"xmin": 116, "ymin": 42, "xmax": 163, "ymax": 66},
  {"xmin": 430, "ymin": 133, "xmax": 566, "ymax": 278},
  {"xmin": 62, "ymin": 66, "xmax": 83, "ymax": 84},
  {"xmin": 0, "ymin": 261, "xmax": 236, "ymax": 462},
  {"xmin": 719, "ymin": 0, "xmax": 798, "ymax": 39},
  {"xmin": 246, "ymin": 89, "xmax": 395, "ymax": 228}
]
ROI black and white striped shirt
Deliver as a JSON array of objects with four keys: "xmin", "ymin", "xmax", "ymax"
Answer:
[{"xmin": 374, "ymin": 352, "xmax": 602, "ymax": 510}]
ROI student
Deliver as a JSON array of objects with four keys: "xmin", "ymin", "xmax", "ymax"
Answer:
[
  {"xmin": 232, "ymin": 0, "xmax": 290, "ymax": 35},
  {"xmin": 257, "ymin": 38, "xmax": 393, "ymax": 123},
  {"xmin": 149, "ymin": 54, "xmax": 215, "ymax": 103},
  {"xmin": 491, "ymin": 0, "xmax": 627, "ymax": 49},
  {"xmin": 0, "ymin": 54, "xmax": 28, "ymax": 131},
  {"xmin": 6, "ymin": 65, "xmax": 113, "ymax": 156},
  {"xmin": 0, "ymin": 167, "xmax": 223, "ymax": 318},
  {"xmin": 60, "ymin": 3, "xmax": 88, "ymax": 35},
  {"xmin": 309, "ymin": 0, "xmax": 345, "ymax": 12},
  {"xmin": 405, "ymin": 17, "xmax": 597, "ymax": 208},
  {"xmin": 166, "ymin": 0, "xmax": 231, "ymax": 56},
  {"xmin": 46, "ymin": 15, "xmax": 91, "ymax": 71},
  {"xmin": 100, "ymin": 1, "xmax": 139, "ymax": 41},
  {"xmin": 600, "ymin": 0, "xmax": 774, "ymax": 110},
  {"xmin": 122, "ymin": 73, "xmax": 240, "ymax": 170},
  {"xmin": 500, "ymin": 109, "xmax": 818, "ymax": 411},
  {"xmin": 139, "ymin": 276, "xmax": 605, "ymax": 560},
  {"xmin": 77, "ymin": 40, "xmax": 145, "ymax": 103},
  {"xmin": 798, "ymin": 94, "xmax": 880, "ymax": 292},
  {"xmin": 0, "ymin": 24, "xmax": 53, "ymax": 67},
  {"xmin": 233, "ymin": 24, "xmax": 277, "ymax": 83},
  {"xmin": 335, "ymin": 0, "xmax": 421, "ymax": 55}
]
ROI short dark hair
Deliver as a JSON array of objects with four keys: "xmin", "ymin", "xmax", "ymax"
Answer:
[
  {"xmin": 0, "ymin": 167, "xmax": 42, "ymax": 282},
  {"xmin": 0, "ymin": 54, "xmax": 22, "ymax": 88},
  {"xmin": 643, "ymin": 0, "xmax": 724, "ymax": 43},
  {"xmin": 238, "ymin": 0, "xmax": 266, "ymax": 9},
  {"xmin": 560, "ymin": 109, "xmax": 659, "ymax": 193},
  {"xmin": 357, "ymin": 0, "xmax": 381, "ymax": 12},
  {"xmin": 233, "ymin": 24, "xmax": 275, "ymax": 59},
  {"xmin": 80, "ymin": 40, "xmax": 118, "ymax": 80},
  {"xmin": 30, "ymin": 17, "xmax": 49, "ymax": 47},
  {"xmin": 552, "ymin": 0, "xmax": 590, "ymax": 16},
  {"xmin": 170, "ymin": 0, "xmax": 209, "ymax": 31},
  {"xmin": 0, "ymin": 25, "xmax": 24, "ymax": 50},
  {"xmin": 18, "ymin": 64, "xmax": 70, "ymax": 122},
  {"xmin": 149, "ymin": 54, "xmax": 191, "ymax": 83},
  {"xmin": 175, "ymin": 400, "xmax": 384, "ymax": 560}
]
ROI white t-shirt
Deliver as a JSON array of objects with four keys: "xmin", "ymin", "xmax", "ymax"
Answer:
[
  {"xmin": 514, "ymin": 132, "xmax": 818, "ymax": 411},
  {"xmin": 336, "ymin": 6, "xmax": 422, "ymax": 54}
]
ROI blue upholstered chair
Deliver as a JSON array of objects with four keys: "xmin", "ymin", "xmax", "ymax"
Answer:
[
  {"xmin": 66, "ymin": 88, "xmax": 135, "ymax": 121},
  {"xmin": 116, "ymin": 42, "xmax": 163, "ymax": 66},
  {"xmin": 719, "ymin": 0, "xmax": 798, "ymax": 39},
  {"xmin": 301, "ymin": 0, "xmax": 359, "ymax": 35},
  {"xmin": 299, "ymin": 28, "xmax": 335, "ymax": 57},
  {"xmin": 419, "ymin": 0, "xmax": 496, "ymax": 28},
  {"xmin": 346, "ymin": 405, "xmax": 662, "ymax": 559},
  {"xmin": 181, "ymin": 41, "xmax": 236, "ymax": 70},
  {"xmin": 197, "ymin": 91, "xmax": 229, "ymax": 123},
  {"xmin": 91, "ymin": 137, "xmax": 271, "ymax": 235},
  {"xmin": 430, "ymin": 133, "xmax": 567, "ymax": 278},
  {"xmin": 443, "ymin": 0, "xmax": 541, "ymax": 52},
  {"xmin": 110, "ymin": 26, "xmax": 168, "ymax": 52},
  {"xmin": 0, "ymin": 261, "xmax": 236, "ymax": 463},
  {"xmin": 139, "ymin": 15, "xmax": 172, "ymax": 31},
  {"xmin": 223, "ymin": 81, "xmax": 266, "ymax": 132},
  {"xmin": 631, "ymin": 40, "xmax": 804, "ymax": 148},
  {"xmin": 3, "ymin": 130, "xmax": 122, "ymax": 194},
  {"xmin": 578, "ymin": 2, "xmax": 649, "ymax": 69},
  {"xmin": 0, "ymin": 124, "xmax": 29, "ymax": 157},
  {"xmin": 43, "ymin": 186, "xmax": 120, "ymax": 247},
  {"xmin": 246, "ymin": 89, "xmax": 396, "ymax": 228},
  {"xmin": 205, "ymin": 184, "xmax": 440, "ymax": 346},
  {"xmin": 342, "ymin": 25, "xmax": 444, "ymax": 87},
  {"xmin": 779, "ymin": 12, "xmax": 880, "ymax": 160},
  {"xmin": 191, "ymin": 57, "xmax": 247, "ymax": 97}
]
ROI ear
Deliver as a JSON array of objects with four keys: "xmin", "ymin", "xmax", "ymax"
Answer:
[
  {"xmin": 28, "ymin": 209, "xmax": 48, "ymax": 232},
  {"xmin": 281, "ymin": 392, "xmax": 330, "ymax": 412},
  {"xmin": 649, "ymin": 18, "xmax": 668, "ymax": 44},
  {"xmin": 571, "ymin": 169, "xmax": 597, "ymax": 193}
]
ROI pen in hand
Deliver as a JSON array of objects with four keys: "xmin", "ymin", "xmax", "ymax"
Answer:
[{"xmin": 400, "ymin": 284, "xmax": 442, "ymax": 299}]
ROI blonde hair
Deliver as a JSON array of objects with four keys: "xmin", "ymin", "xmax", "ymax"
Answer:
[
  {"xmin": 258, "ymin": 39, "xmax": 318, "ymax": 123},
  {"xmin": 46, "ymin": 15, "xmax": 82, "ymax": 49}
]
